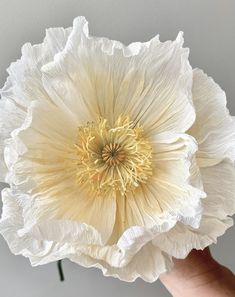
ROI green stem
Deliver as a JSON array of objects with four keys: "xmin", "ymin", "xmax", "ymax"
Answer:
[{"xmin": 57, "ymin": 260, "xmax": 65, "ymax": 282}]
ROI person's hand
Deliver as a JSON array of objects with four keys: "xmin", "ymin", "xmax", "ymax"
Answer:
[{"xmin": 160, "ymin": 248, "xmax": 235, "ymax": 297}]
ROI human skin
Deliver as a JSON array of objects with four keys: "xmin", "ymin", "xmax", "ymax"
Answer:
[{"xmin": 160, "ymin": 248, "xmax": 235, "ymax": 297}]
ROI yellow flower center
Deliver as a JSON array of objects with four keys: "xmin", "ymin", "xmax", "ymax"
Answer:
[
  {"xmin": 101, "ymin": 143, "xmax": 126, "ymax": 166},
  {"xmin": 74, "ymin": 116, "xmax": 153, "ymax": 195}
]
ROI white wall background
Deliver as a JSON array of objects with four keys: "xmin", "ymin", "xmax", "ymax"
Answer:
[{"xmin": 0, "ymin": 1, "xmax": 234, "ymax": 296}]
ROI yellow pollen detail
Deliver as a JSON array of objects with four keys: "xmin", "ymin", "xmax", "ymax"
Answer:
[{"xmin": 74, "ymin": 116, "xmax": 153, "ymax": 195}]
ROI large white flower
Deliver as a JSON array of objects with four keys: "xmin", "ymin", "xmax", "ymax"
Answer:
[{"xmin": 0, "ymin": 16, "xmax": 234, "ymax": 282}]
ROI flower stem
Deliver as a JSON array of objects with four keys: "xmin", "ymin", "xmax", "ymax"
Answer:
[{"xmin": 57, "ymin": 260, "xmax": 65, "ymax": 282}]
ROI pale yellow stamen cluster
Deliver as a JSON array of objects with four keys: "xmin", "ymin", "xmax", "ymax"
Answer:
[{"xmin": 74, "ymin": 116, "xmax": 153, "ymax": 195}]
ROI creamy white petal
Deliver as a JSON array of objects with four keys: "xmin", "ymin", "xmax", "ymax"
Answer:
[
  {"xmin": 24, "ymin": 204, "xmax": 173, "ymax": 270},
  {"xmin": 29, "ymin": 236, "xmax": 172, "ymax": 282},
  {"xmin": 1, "ymin": 179, "xmax": 173, "ymax": 270},
  {"xmin": 0, "ymin": 187, "xmax": 171, "ymax": 282},
  {"xmin": 106, "ymin": 133, "xmax": 204, "ymax": 251},
  {"xmin": 0, "ymin": 99, "xmax": 24, "ymax": 181},
  {"xmin": 0, "ymin": 188, "xmax": 81, "ymax": 266},
  {"xmin": 1, "ymin": 26, "xmax": 72, "ymax": 108},
  {"xmin": 0, "ymin": 26, "xmax": 72, "ymax": 181},
  {"xmin": 130, "ymin": 33, "xmax": 195, "ymax": 136},
  {"xmin": 201, "ymin": 160, "xmax": 235, "ymax": 219},
  {"xmin": 41, "ymin": 17, "xmax": 195, "ymax": 134},
  {"xmin": 152, "ymin": 159, "xmax": 235, "ymax": 258},
  {"xmin": 150, "ymin": 133, "xmax": 204, "ymax": 226},
  {"xmin": 6, "ymin": 101, "xmax": 116, "ymax": 243},
  {"xmin": 0, "ymin": 188, "xmax": 112, "ymax": 266},
  {"xmin": 0, "ymin": 188, "xmax": 54, "ymax": 257},
  {"xmin": 70, "ymin": 242, "xmax": 172, "ymax": 282},
  {"xmin": 109, "ymin": 190, "xmax": 170, "ymax": 242},
  {"xmin": 152, "ymin": 217, "xmax": 233, "ymax": 259},
  {"xmin": 19, "ymin": 220, "xmax": 103, "ymax": 246},
  {"xmin": 78, "ymin": 220, "xmax": 177, "ymax": 268},
  {"xmin": 16, "ymin": 187, "xmax": 116, "ymax": 245},
  {"xmin": 190, "ymin": 69, "xmax": 235, "ymax": 166},
  {"xmin": 40, "ymin": 16, "xmax": 127, "ymax": 124},
  {"xmin": 21, "ymin": 195, "xmax": 174, "ymax": 268}
]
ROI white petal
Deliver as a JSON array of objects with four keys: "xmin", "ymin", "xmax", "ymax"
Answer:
[
  {"xmin": 6, "ymin": 100, "xmax": 117, "ymax": 243},
  {"xmin": 152, "ymin": 160, "xmax": 235, "ymax": 258},
  {"xmin": 41, "ymin": 18, "xmax": 195, "ymax": 134},
  {"xmin": 130, "ymin": 33, "xmax": 195, "ymax": 135},
  {"xmin": 41, "ymin": 16, "xmax": 126, "ymax": 123},
  {"xmin": 107, "ymin": 133, "xmax": 204, "ymax": 245},
  {"xmin": 29, "ymin": 215, "xmax": 171, "ymax": 269},
  {"xmin": 152, "ymin": 217, "xmax": 233, "ymax": 259},
  {"xmin": 150, "ymin": 132, "xmax": 204, "ymax": 226},
  {"xmin": 0, "ymin": 188, "xmax": 109, "ymax": 267},
  {"xmin": 0, "ymin": 188, "xmax": 54, "ymax": 257},
  {"xmin": 1, "ymin": 26, "xmax": 72, "ymax": 109},
  {"xmin": 80, "ymin": 222, "xmax": 176, "ymax": 268},
  {"xmin": 190, "ymin": 69, "xmax": 235, "ymax": 166},
  {"xmin": 0, "ymin": 99, "xmax": 25, "ymax": 181},
  {"xmin": 0, "ymin": 26, "xmax": 72, "ymax": 181},
  {"xmin": 0, "ymin": 186, "xmax": 171, "ymax": 280},
  {"xmin": 70, "ymin": 242, "xmax": 172, "ymax": 282},
  {"xmin": 15, "ymin": 175, "xmax": 116, "ymax": 245},
  {"xmin": 20, "ymin": 220, "xmax": 103, "ymax": 246},
  {"xmin": 201, "ymin": 160, "xmax": 235, "ymax": 219}
]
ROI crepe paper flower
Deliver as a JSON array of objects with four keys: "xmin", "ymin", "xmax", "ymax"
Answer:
[{"xmin": 0, "ymin": 16, "xmax": 235, "ymax": 283}]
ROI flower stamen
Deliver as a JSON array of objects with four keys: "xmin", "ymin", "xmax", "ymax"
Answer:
[{"xmin": 74, "ymin": 116, "xmax": 153, "ymax": 195}]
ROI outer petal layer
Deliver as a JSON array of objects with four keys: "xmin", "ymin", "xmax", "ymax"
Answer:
[
  {"xmin": 109, "ymin": 132, "xmax": 204, "ymax": 244},
  {"xmin": 189, "ymin": 69, "xmax": 235, "ymax": 166},
  {"xmin": 41, "ymin": 17, "xmax": 195, "ymax": 135},
  {"xmin": 0, "ymin": 27, "xmax": 72, "ymax": 182},
  {"xmin": 0, "ymin": 187, "xmax": 173, "ymax": 282},
  {"xmin": 5, "ymin": 100, "xmax": 117, "ymax": 244},
  {"xmin": 153, "ymin": 70, "xmax": 235, "ymax": 259},
  {"xmin": 152, "ymin": 217, "xmax": 233, "ymax": 259},
  {"xmin": 70, "ymin": 242, "xmax": 173, "ymax": 282}
]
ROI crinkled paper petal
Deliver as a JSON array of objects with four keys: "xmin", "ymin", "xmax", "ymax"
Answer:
[
  {"xmin": 152, "ymin": 159, "xmax": 235, "ymax": 258},
  {"xmin": 0, "ymin": 187, "xmax": 173, "ymax": 282},
  {"xmin": 0, "ymin": 188, "xmax": 55, "ymax": 258},
  {"xmin": 5, "ymin": 101, "xmax": 117, "ymax": 244},
  {"xmin": 0, "ymin": 26, "xmax": 72, "ymax": 182},
  {"xmin": 70, "ymin": 242, "xmax": 173, "ymax": 282},
  {"xmin": 41, "ymin": 17, "xmax": 195, "ymax": 134},
  {"xmin": 150, "ymin": 132, "xmax": 204, "ymax": 226},
  {"xmin": 189, "ymin": 69, "xmax": 235, "ymax": 166},
  {"xmin": 200, "ymin": 160, "xmax": 235, "ymax": 219}
]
